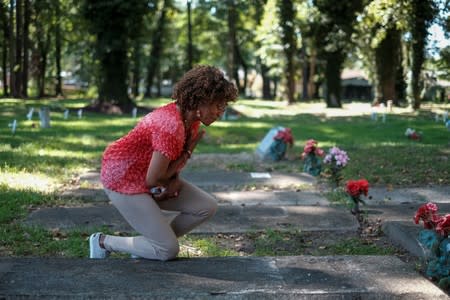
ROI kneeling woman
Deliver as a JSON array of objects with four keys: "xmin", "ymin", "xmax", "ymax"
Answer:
[{"xmin": 90, "ymin": 65, "xmax": 238, "ymax": 260}]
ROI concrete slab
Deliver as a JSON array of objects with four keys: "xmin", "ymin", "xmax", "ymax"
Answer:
[
  {"xmin": 0, "ymin": 256, "xmax": 447, "ymax": 299},
  {"xmin": 215, "ymin": 190, "xmax": 328, "ymax": 206},
  {"xmin": 61, "ymin": 188, "xmax": 109, "ymax": 202},
  {"xmin": 366, "ymin": 203, "xmax": 450, "ymax": 222},
  {"xmin": 73, "ymin": 170, "xmax": 316, "ymax": 191},
  {"xmin": 180, "ymin": 170, "xmax": 317, "ymax": 190},
  {"xmin": 61, "ymin": 188, "xmax": 327, "ymax": 206},
  {"xmin": 368, "ymin": 186, "xmax": 450, "ymax": 205},
  {"xmin": 365, "ymin": 203, "xmax": 450, "ymax": 259},
  {"xmin": 383, "ymin": 221, "xmax": 425, "ymax": 258},
  {"xmin": 24, "ymin": 205, "xmax": 358, "ymax": 233}
]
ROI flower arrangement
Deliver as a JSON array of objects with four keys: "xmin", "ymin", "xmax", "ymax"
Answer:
[
  {"xmin": 323, "ymin": 146, "xmax": 349, "ymax": 187},
  {"xmin": 268, "ymin": 128, "xmax": 294, "ymax": 161},
  {"xmin": 345, "ymin": 179, "xmax": 369, "ymax": 217},
  {"xmin": 405, "ymin": 128, "xmax": 421, "ymax": 140},
  {"xmin": 414, "ymin": 202, "xmax": 450, "ymax": 289},
  {"xmin": 301, "ymin": 139, "xmax": 324, "ymax": 176},
  {"xmin": 274, "ymin": 128, "xmax": 294, "ymax": 146}
]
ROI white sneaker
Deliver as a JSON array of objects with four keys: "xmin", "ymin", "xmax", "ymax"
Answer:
[{"xmin": 89, "ymin": 232, "xmax": 110, "ymax": 259}]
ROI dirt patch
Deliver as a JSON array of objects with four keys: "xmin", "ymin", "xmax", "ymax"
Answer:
[{"xmin": 180, "ymin": 217, "xmax": 415, "ymax": 261}]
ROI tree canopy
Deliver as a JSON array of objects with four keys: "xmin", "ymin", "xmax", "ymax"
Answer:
[{"xmin": 0, "ymin": 0, "xmax": 448, "ymax": 111}]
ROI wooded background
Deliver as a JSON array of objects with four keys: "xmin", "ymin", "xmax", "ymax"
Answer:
[{"xmin": 0, "ymin": 0, "xmax": 448, "ymax": 112}]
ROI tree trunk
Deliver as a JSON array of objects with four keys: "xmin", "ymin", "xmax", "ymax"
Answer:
[
  {"xmin": 273, "ymin": 77, "xmax": 278, "ymax": 99},
  {"xmin": 14, "ymin": 0, "xmax": 23, "ymax": 98},
  {"xmin": 324, "ymin": 51, "xmax": 344, "ymax": 108},
  {"xmin": 2, "ymin": 36, "xmax": 7, "ymax": 96},
  {"xmin": 301, "ymin": 42, "xmax": 309, "ymax": 100},
  {"xmin": 235, "ymin": 43, "xmax": 247, "ymax": 96},
  {"xmin": 131, "ymin": 39, "xmax": 141, "ymax": 98},
  {"xmin": 37, "ymin": 29, "xmax": 51, "ymax": 98},
  {"xmin": 38, "ymin": 53, "xmax": 47, "ymax": 98},
  {"xmin": 278, "ymin": 0, "xmax": 296, "ymax": 104},
  {"xmin": 22, "ymin": 0, "xmax": 30, "ymax": 98},
  {"xmin": 395, "ymin": 50, "xmax": 406, "ymax": 104},
  {"xmin": 187, "ymin": 0, "xmax": 193, "ymax": 70},
  {"xmin": 407, "ymin": 44, "xmax": 424, "ymax": 110},
  {"xmin": 260, "ymin": 61, "xmax": 271, "ymax": 99},
  {"xmin": 285, "ymin": 55, "xmax": 296, "ymax": 104},
  {"xmin": 8, "ymin": 1, "xmax": 15, "ymax": 97},
  {"xmin": 406, "ymin": 0, "xmax": 436, "ymax": 110},
  {"xmin": 242, "ymin": 63, "xmax": 247, "ymax": 96},
  {"xmin": 307, "ymin": 49, "xmax": 317, "ymax": 99},
  {"xmin": 156, "ymin": 68, "xmax": 161, "ymax": 97},
  {"xmin": 54, "ymin": 0, "xmax": 63, "ymax": 96},
  {"xmin": 1, "ymin": 1, "xmax": 9, "ymax": 96},
  {"xmin": 227, "ymin": 0, "xmax": 239, "ymax": 91},
  {"xmin": 145, "ymin": 0, "xmax": 168, "ymax": 97},
  {"xmin": 98, "ymin": 48, "xmax": 130, "ymax": 107},
  {"xmin": 375, "ymin": 28, "xmax": 400, "ymax": 105}
]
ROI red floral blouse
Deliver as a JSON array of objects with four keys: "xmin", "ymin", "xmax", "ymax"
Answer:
[{"xmin": 101, "ymin": 102, "xmax": 199, "ymax": 194}]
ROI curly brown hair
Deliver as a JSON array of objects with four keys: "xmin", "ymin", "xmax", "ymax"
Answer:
[{"xmin": 172, "ymin": 65, "xmax": 238, "ymax": 112}]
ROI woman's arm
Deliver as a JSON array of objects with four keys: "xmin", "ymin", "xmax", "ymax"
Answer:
[
  {"xmin": 147, "ymin": 129, "xmax": 205, "ymax": 185},
  {"xmin": 145, "ymin": 151, "xmax": 187, "ymax": 188},
  {"xmin": 146, "ymin": 129, "xmax": 205, "ymax": 199}
]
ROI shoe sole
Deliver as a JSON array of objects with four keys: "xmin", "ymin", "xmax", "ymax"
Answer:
[{"xmin": 89, "ymin": 233, "xmax": 98, "ymax": 259}]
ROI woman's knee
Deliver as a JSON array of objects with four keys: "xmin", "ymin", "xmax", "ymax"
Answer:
[
  {"xmin": 206, "ymin": 198, "xmax": 218, "ymax": 218},
  {"xmin": 158, "ymin": 239, "xmax": 180, "ymax": 261},
  {"xmin": 196, "ymin": 196, "xmax": 217, "ymax": 219}
]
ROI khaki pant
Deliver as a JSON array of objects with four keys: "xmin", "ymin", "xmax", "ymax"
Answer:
[{"xmin": 103, "ymin": 179, "xmax": 217, "ymax": 261}]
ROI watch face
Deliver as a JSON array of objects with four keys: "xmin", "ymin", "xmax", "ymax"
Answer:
[{"xmin": 150, "ymin": 187, "xmax": 164, "ymax": 194}]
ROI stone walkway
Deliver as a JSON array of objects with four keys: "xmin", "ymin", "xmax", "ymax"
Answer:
[
  {"xmin": 1, "ymin": 256, "xmax": 447, "ymax": 299},
  {"xmin": 6, "ymin": 168, "xmax": 450, "ymax": 298}
]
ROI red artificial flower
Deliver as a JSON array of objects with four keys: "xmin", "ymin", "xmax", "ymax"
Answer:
[
  {"xmin": 346, "ymin": 180, "xmax": 361, "ymax": 197},
  {"xmin": 346, "ymin": 179, "xmax": 369, "ymax": 198},
  {"xmin": 301, "ymin": 139, "xmax": 325, "ymax": 158},
  {"xmin": 414, "ymin": 202, "xmax": 439, "ymax": 229},
  {"xmin": 315, "ymin": 148, "xmax": 325, "ymax": 157},
  {"xmin": 357, "ymin": 179, "xmax": 369, "ymax": 196},
  {"xmin": 274, "ymin": 128, "xmax": 294, "ymax": 146},
  {"xmin": 436, "ymin": 214, "xmax": 450, "ymax": 236},
  {"xmin": 303, "ymin": 139, "xmax": 316, "ymax": 153},
  {"xmin": 410, "ymin": 132, "xmax": 421, "ymax": 140}
]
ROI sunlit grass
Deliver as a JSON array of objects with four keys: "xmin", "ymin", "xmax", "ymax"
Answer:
[{"xmin": 0, "ymin": 172, "xmax": 59, "ymax": 192}]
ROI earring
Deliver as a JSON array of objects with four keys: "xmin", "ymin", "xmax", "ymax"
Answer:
[{"xmin": 196, "ymin": 110, "xmax": 201, "ymax": 118}]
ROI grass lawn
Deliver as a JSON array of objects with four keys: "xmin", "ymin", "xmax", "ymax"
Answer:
[{"xmin": 0, "ymin": 97, "xmax": 449, "ymax": 257}]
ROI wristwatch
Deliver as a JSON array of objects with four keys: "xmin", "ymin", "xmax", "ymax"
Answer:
[{"xmin": 149, "ymin": 186, "xmax": 166, "ymax": 195}]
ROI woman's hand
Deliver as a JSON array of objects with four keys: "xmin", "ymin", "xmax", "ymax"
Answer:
[{"xmin": 151, "ymin": 176, "xmax": 182, "ymax": 201}]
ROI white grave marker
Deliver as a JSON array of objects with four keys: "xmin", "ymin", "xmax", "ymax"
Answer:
[
  {"xmin": 64, "ymin": 109, "xmax": 69, "ymax": 120},
  {"xmin": 256, "ymin": 126, "xmax": 284, "ymax": 160},
  {"xmin": 444, "ymin": 111, "xmax": 448, "ymax": 123},
  {"xmin": 250, "ymin": 172, "xmax": 271, "ymax": 179},
  {"xmin": 435, "ymin": 113, "xmax": 440, "ymax": 122},
  {"xmin": 132, "ymin": 107, "xmax": 137, "ymax": 118},
  {"xmin": 387, "ymin": 100, "xmax": 393, "ymax": 112},
  {"xmin": 371, "ymin": 112, "xmax": 378, "ymax": 121},
  {"xmin": 8, "ymin": 119, "xmax": 17, "ymax": 134},
  {"xmin": 26, "ymin": 107, "xmax": 34, "ymax": 120},
  {"xmin": 39, "ymin": 107, "xmax": 51, "ymax": 128},
  {"xmin": 380, "ymin": 103, "xmax": 386, "ymax": 123},
  {"xmin": 77, "ymin": 109, "xmax": 83, "ymax": 119}
]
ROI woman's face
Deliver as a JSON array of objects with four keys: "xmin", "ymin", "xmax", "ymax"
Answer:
[{"xmin": 198, "ymin": 101, "xmax": 228, "ymax": 126}]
